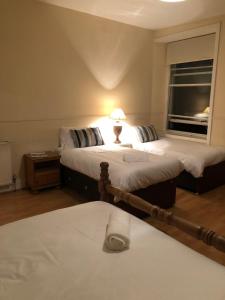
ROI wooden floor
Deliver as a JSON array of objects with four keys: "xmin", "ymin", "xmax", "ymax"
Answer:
[
  {"xmin": 146, "ymin": 186, "xmax": 225, "ymax": 266},
  {"xmin": 0, "ymin": 185, "xmax": 225, "ymax": 266},
  {"xmin": 0, "ymin": 188, "xmax": 85, "ymax": 226}
]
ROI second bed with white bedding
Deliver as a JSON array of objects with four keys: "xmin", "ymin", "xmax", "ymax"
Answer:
[
  {"xmin": 133, "ymin": 137, "xmax": 225, "ymax": 178},
  {"xmin": 60, "ymin": 145, "xmax": 183, "ymax": 192}
]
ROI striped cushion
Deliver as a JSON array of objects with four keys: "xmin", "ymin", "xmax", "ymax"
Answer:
[
  {"xmin": 70, "ymin": 127, "xmax": 104, "ymax": 148},
  {"xmin": 135, "ymin": 125, "xmax": 158, "ymax": 143}
]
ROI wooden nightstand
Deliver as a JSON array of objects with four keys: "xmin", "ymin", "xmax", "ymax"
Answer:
[{"xmin": 24, "ymin": 151, "xmax": 61, "ymax": 192}]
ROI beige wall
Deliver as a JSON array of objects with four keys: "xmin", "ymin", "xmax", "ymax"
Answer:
[
  {"xmin": 2, "ymin": 0, "xmax": 225, "ymax": 189},
  {"xmin": 151, "ymin": 15, "xmax": 225, "ymax": 147},
  {"xmin": 150, "ymin": 43, "xmax": 167, "ymax": 135},
  {"xmin": 0, "ymin": 0, "xmax": 153, "ymax": 187}
]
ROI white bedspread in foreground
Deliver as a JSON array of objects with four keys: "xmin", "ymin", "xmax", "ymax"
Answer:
[
  {"xmin": 133, "ymin": 138, "xmax": 225, "ymax": 178},
  {"xmin": 0, "ymin": 201, "xmax": 225, "ymax": 300},
  {"xmin": 60, "ymin": 145, "xmax": 182, "ymax": 192}
]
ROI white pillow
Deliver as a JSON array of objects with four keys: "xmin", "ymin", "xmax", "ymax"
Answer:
[{"xmin": 59, "ymin": 127, "xmax": 75, "ymax": 149}]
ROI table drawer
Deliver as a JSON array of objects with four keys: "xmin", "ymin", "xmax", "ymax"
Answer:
[{"xmin": 34, "ymin": 169, "xmax": 60, "ymax": 186}]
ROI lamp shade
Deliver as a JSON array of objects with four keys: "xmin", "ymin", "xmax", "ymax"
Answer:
[
  {"xmin": 203, "ymin": 106, "xmax": 210, "ymax": 114},
  {"xmin": 110, "ymin": 108, "xmax": 126, "ymax": 121}
]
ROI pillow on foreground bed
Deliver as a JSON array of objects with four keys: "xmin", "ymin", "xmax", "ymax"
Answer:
[
  {"xmin": 134, "ymin": 125, "xmax": 158, "ymax": 143},
  {"xmin": 70, "ymin": 127, "xmax": 104, "ymax": 148}
]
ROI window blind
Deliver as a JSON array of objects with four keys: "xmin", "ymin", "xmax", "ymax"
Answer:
[{"xmin": 166, "ymin": 34, "xmax": 216, "ymax": 65}]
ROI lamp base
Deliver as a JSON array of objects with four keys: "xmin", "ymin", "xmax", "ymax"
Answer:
[{"xmin": 113, "ymin": 125, "xmax": 122, "ymax": 144}]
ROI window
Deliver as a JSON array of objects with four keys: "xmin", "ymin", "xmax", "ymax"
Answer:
[{"xmin": 167, "ymin": 59, "xmax": 213, "ymax": 139}]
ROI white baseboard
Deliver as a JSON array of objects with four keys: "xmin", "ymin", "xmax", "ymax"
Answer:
[
  {"xmin": 0, "ymin": 185, "xmax": 13, "ymax": 193},
  {"xmin": 0, "ymin": 178, "xmax": 23, "ymax": 193},
  {"xmin": 15, "ymin": 178, "xmax": 23, "ymax": 190}
]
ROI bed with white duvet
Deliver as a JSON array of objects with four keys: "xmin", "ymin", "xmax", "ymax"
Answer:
[
  {"xmin": 133, "ymin": 137, "xmax": 225, "ymax": 178},
  {"xmin": 59, "ymin": 127, "xmax": 183, "ymax": 208},
  {"xmin": 132, "ymin": 136, "xmax": 225, "ymax": 193},
  {"xmin": 131, "ymin": 122, "xmax": 225, "ymax": 193},
  {"xmin": 60, "ymin": 144, "xmax": 182, "ymax": 192},
  {"xmin": 0, "ymin": 201, "xmax": 225, "ymax": 300}
]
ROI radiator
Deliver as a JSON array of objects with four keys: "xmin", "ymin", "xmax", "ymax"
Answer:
[{"xmin": 0, "ymin": 141, "xmax": 12, "ymax": 186}]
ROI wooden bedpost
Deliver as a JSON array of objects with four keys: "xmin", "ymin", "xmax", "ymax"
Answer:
[
  {"xmin": 99, "ymin": 162, "xmax": 111, "ymax": 202},
  {"xmin": 98, "ymin": 161, "xmax": 225, "ymax": 253},
  {"xmin": 104, "ymin": 183, "xmax": 225, "ymax": 253}
]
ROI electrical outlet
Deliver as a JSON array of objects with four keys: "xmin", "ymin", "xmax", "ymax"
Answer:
[{"xmin": 12, "ymin": 174, "xmax": 16, "ymax": 184}]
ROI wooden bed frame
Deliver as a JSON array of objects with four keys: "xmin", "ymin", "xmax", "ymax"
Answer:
[
  {"xmin": 99, "ymin": 162, "xmax": 225, "ymax": 254},
  {"xmin": 60, "ymin": 164, "xmax": 176, "ymax": 211},
  {"xmin": 176, "ymin": 160, "xmax": 225, "ymax": 194}
]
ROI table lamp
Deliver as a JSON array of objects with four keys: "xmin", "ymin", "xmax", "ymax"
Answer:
[{"xmin": 110, "ymin": 108, "xmax": 126, "ymax": 144}]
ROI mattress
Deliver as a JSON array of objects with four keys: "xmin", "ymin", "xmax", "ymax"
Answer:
[
  {"xmin": 133, "ymin": 138, "xmax": 225, "ymax": 178},
  {"xmin": 0, "ymin": 201, "xmax": 225, "ymax": 300},
  {"xmin": 60, "ymin": 145, "xmax": 183, "ymax": 192}
]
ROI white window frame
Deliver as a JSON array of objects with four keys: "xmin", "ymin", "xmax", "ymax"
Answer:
[{"xmin": 155, "ymin": 23, "xmax": 221, "ymax": 144}]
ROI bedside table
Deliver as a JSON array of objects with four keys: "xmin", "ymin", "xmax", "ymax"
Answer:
[{"xmin": 24, "ymin": 151, "xmax": 61, "ymax": 192}]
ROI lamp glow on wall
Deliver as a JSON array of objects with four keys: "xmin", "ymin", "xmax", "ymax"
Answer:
[{"xmin": 110, "ymin": 108, "xmax": 126, "ymax": 144}]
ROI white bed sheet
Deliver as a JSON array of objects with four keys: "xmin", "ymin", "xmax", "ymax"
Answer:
[
  {"xmin": 0, "ymin": 201, "xmax": 225, "ymax": 300},
  {"xmin": 133, "ymin": 138, "xmax": 225, "ymax": 178},
  {"xmin": 60, "ymin": 145, "xmax": 183, "ymax": 192}
]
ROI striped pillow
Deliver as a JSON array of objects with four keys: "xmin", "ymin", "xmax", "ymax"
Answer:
[
  {"xmin": 70, "ymin": 127, "xmax": 104, "ymax": 148},
  {"xmin": 135, "ymin": 125, "xmax": 158, "ymax": 143}
]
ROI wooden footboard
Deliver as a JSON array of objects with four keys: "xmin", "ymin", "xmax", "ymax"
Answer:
[{"xmin": 99, "ymin": 162, "xmax": 225, "ymax": 254}]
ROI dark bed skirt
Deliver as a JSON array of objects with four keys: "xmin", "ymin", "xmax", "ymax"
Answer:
[
  {"xmin": 60, "ymin": 165, "xmax": 176, "ymax": 214},
  {"xmin": 176, "ymin": 160, "xmax": 225, "ymax": 194}
]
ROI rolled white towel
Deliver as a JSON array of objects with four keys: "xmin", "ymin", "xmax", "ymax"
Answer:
[
  {"xmin": 123, "ymin": 152, "xmax": 149, "ymax": 163},
  {"xmin": 105, "ymin": 210, "xmax": 130, "ymax": 252}
]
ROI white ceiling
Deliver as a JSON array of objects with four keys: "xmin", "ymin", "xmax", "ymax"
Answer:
[{"xmin": 40, "ymin": 0, "xmax": 225, "ymax": 29}]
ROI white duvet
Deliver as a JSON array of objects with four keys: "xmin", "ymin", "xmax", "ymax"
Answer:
[
  {"xmin": 0, "ymin": 201, "xmax": 225, "ymax": 300},
  {"xmin": 60, "ymin": 145, "xmax": 183, "ymax": 192},
  {"xmin": 133, "ymin": 138, "xmax": 225, "ymax": 178}
]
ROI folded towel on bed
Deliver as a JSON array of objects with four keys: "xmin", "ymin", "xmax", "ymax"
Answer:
[
  {"xmin": 123, "ymin": 152, "xmax": 149, "ymax": 163},
  {"xmin": 105, "ymin": 210, "xmax": 130, "ymax": 252}
]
